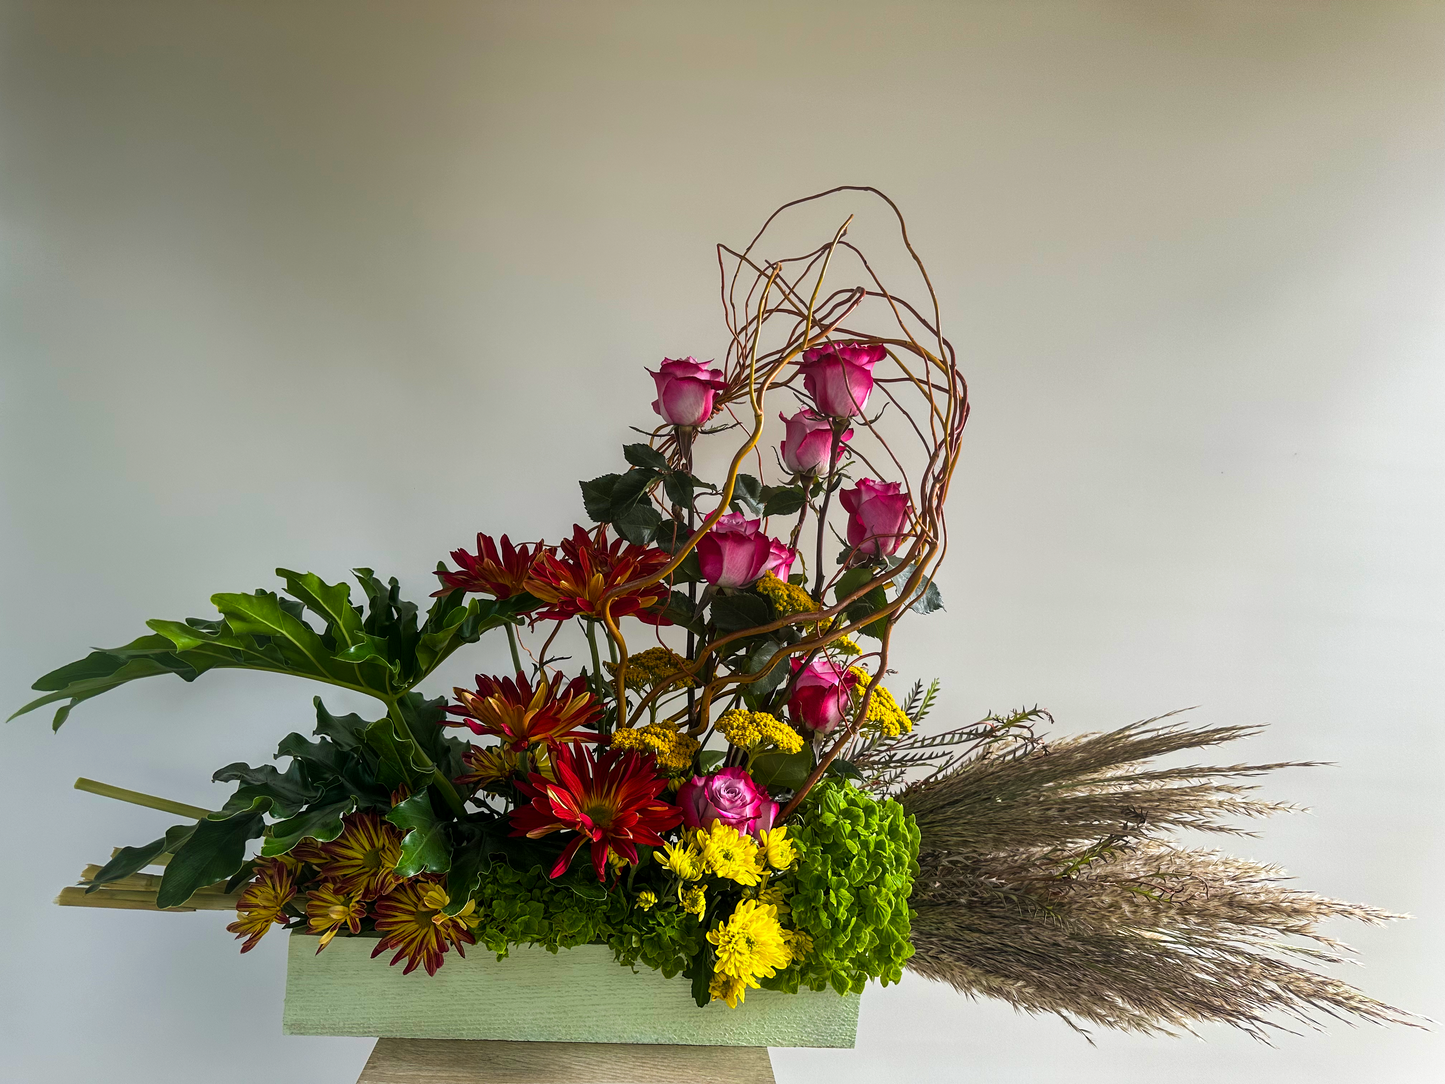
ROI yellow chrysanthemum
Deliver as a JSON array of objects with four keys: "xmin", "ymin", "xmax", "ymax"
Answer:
[
  {"xmin": 660, "ymin": 838, "xmax": 705, "ymax": 881},
  {"xmin": 709, "ymin": 972, "xmax": 750, "ymax": 1008},
  {"xmin": 607, "ymin": 646, "xmax": 693, "ymax": 689},
  {"xmin": 755, "ymin": 573, "xmax": 818, "ymax": 617},
  {"xmin": 758, "ymin": 881, "xmax": 791, "ymax": 916},
  {"xmin": 756, "ymin": 827, "xmax": 797, "ymax": 871},
  {"xmin": 848, "ymin": 668, "xmax": 913, "ymax": 738},
  {"xmin": 715, "ymin": 709, "xmax": 804, "ymax": 755},
  {"xmin": 610, "ymin": 721, "xmax": 700, "ymax": 775},
  {"xmin": 681, "ymin": 884, "xmax": 707, "ymax": 916},
  {"xmin": 636, "ymin": 888, "xmax": 658, "ymax": 911},
  {"xmin": 695, "ymin": 823, "xmax": 764, "ymax": 886},
  {"xmin": 785, "ymin": 927, "xmax": 813, "ymax": 962},
  {"xmin": 708, "ymin": 899, "xmax": 791, "ymax": 986},
  {"xmin": 305, "ymin": 882, "xmax": 365, "ymax": 950}
]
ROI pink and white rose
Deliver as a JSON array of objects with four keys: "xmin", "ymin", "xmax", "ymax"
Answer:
[
  {"xmin": 787, "ymin": 657, "xmax": 858, "ymax": 734},
  {"xmin": 648, "ymin": 357, "xmax": 728, "ymax": 427},
  {"xmin": 778, "ymin": 408, "xmax": 851, "ymax": 476},
  {"xmin": 697, "ymin": 511, "xmax": 795, "ymax": 589},
  {"xmin": 796, "ymin": 342, "xmax": 885, "ymax": 418},
  {"xmin": 840, "ymin": 478, "xmax": 910, "ymax": 557}
]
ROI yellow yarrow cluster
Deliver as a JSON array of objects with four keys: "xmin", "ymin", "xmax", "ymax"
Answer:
[
  {"xmin": 694, "ymin": 823, "xmax": 764, "ymax": 886},
  {"xmin": 607, "ymin": 646, "xmax": 693, "ymax": 689},
  {"xmin": 706, "ymin": 900, "xmax": 793, "ymax": 1008},
  {"xmin": 715, "ymin": 709, "xmax": 804, "ymax": 755},
  {"xmin": 609, "ymin": 722, "xmax": 700, "ymax": 775},
  {"xmin": 848, "ymin": 668, "xmax": 913, "ymax": 738},
  {"xmin": 755, "ymin": 572, "xmax": 817, "ymax": 617}
]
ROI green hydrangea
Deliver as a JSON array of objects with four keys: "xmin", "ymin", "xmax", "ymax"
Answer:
[
  {"xmin": 766, "ymin": 779, "xmax": 920, "ymax": 995},
  {"xmin": 469, "ymin": 860, "xmax": 701, "ymax": 980}
]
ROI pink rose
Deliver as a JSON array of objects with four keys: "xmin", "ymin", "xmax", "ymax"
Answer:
[
  {"xmin": 677, "ymin": 767, "xmax": 777, "ymax": 834},
  {"xmin": 697, "ymin": 511, "xmax": 793, "ymax": 589},
  {"xmin": 778, "ymin": 408, "xmax": 851, "ymax": 476},
  {"xmin": 840, "ymin": 478, "xmax": 910, "ymax": 557},
  {"xmin": 796, "ymin": 342, "xmax": 885, "ymax": 418},
  {"xmin": 787, "ymin": 657, "xmax": 858, "ymax": 734},
  {"xmin": 760, "ymin": 538, "xmax": 796, "ymax": 580},
  {"xmin": 649, "ymin": 357, "xmax": 728, "ymax": 427}
]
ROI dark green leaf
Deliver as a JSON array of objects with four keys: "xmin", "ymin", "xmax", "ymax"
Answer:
[
  {"xmin": 697, "ymin": 750, "xmax": 726, "ymax": 773},
  {"xmin": 580, "ymin": 474, "xmax": 621, "ymax": 522},
  {"xmin": 84, "ymin": 834, "xmax": 175, "ymax": 892},
  {"xmin": 826, "ymin": 757, "xmax": 864, "ymax": 782},
  {"xmin": 834, "ymin": 568, "xmax": 889, "ymax": 640},
  {"xmin": 661, "ymin": 471, "xmax": 693, "ymax": 511},
  {"xmin": 742, "ymin": 640, "xmax": 789, "ymax": 699},
  {"xmin": 214, "ymin": 759, "xmax": 319, "ymax": 819},
  {"xmin": 709, "ymin": 592, "xmax": 771, "ymax": 634},
  {"xmin": 386, "ymin": 793, "xmax": 452, "ymax": 877},
  {"xmin": 624, "ymin": 443, "xmax": 670, "ymax": 471},
  {"xmin": 664, "ymin": 590, "xmax": 704, "ymax": 635},
  {"xmin": 312, "ymin": 697, "xmax": 370, "ymax": 750},
  {"xmin": 261, "ymin": 796, "xmax": 356, "ymax": 857},
  {"xmin": 609, "ymin": 468, "xmax": 658, "ymax": 512},
  {"xmin": 729, "ymin": 474, "xmax": 764, "ymax": 515},
  {"xmin": 613, "ymin": 502, "xmax": 662, "ymax": 545},
  {"xmin": 157, "ymin": 806, "xmax": 267, "ymax": 908},
  {"xmin": 762, "ymin": 485, "xmax": 807, "ymax": 518},
  {"xmin": 751, "ymin": 747, "xmax": 816, "ymax": 790}
]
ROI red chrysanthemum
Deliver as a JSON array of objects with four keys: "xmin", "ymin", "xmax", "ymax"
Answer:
[
  {"xmin": 509, "ymin": 744, "xmax": 683, "ymax": 881},
  {"xmin": 447, "ymin": 671, "xmax": 601, "ymax": 751},
  {"xmin": 433, "ymin": 532, "xmax": 541, "ymax": 599},
  {"xmin": 524, "ymin": 524, "xmax": 673, "ymax": 625}
]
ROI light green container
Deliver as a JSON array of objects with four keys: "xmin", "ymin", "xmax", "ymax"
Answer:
[{"xmin": 281, "ymin": 932, "xmax": 860, "ymax": 1047}]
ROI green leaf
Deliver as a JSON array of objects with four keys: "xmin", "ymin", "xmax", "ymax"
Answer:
[
  {"xmin": 609, "ymin": 468, "xmax": 658, "ymax": 511},
  {"xmin": 261, "ymin": 796, "xmax": 355, "ymax": 857},
  {"xmin": 213, "ymin": 759, "xmax": 319, "ymax": 819},
  {"xmin": 624, "ymin": 443, "xmax": 670, "ymax": 471},
  {"xmin": 157, "ymin": 806, "xmax": 267, "ymax": 908},
  {"xmin": 312, "ymin": 697, "xmax": 371, "ymax": 750},
  {"xmin": 710, "ymin": 592, "xmax": 771, "ymax": 634},
  {"xmin": 762, "ymin": 484, "xmax": 807, "ymax": 518},
  {"xmin": 826, "ymin": 757, "xmax": 864, "ymax": 782},
  {"xmin": 580, "ymin": 474, "xmax": 621, "ymax": 522},
  {"xmin": 698, "ymin": 750, "xmax": 726, "ymax": 773},
  {"xmin": 742, "ymin": 639, "xmax": 789, "ymax": 702},
  {"xmin": 661, "ymin": 471, "xmax": 695, "ymax": 511},
  {"xmin": 834, "ymin": 568, "xmax": 889, "ymax": 640},
  {"xmin": 276, "ymin": 569, "xmax": 367, "ymax": 649},
  {"xmin": 751, "ymin": 747, "xmax": 815, "ymax": 790},
  {"xmin": 729, "ymin": 474, "xmax": 764, "ymax": 515},
  {"xmin": 386, "ymin": 793, "xmax": 452, "ymax": 877},
  {"xmin": 664, "ymin": 590, "xmax": 704, "ymax": 635},
  {"xmin": 440, "ymin": 832, "xmax": 490, "ymax": 915},
  {"xmin": 211, "ymin": 590, "xmax": 358, "ymax": 686},
  {"xmin": 613, "ymin": 502, "xmax": 662, "ymax": 545},
  {"xmin": 84, "ymin": 834, "xmax": 172, "ymax": 892}
]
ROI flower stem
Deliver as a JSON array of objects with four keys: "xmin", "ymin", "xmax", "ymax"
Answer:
[
  {"xmin": 73, "ymin": 777, "xmax": 212, "ymax": 820},
  {"xmin": 811, "ymin": 425, "xmax": 845, "ymax": 603},
  {"xmin": 505, "ymin": 622, "xmax": 524, "ymax": 676}
]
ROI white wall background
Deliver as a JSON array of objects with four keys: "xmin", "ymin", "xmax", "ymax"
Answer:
[{"xmin": 1, "ymin": 2, "xmax": 1441, "ymax": 1081}]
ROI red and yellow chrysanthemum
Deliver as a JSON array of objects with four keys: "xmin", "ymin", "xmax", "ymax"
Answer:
[
  {"xmin": 226, "ymin": 857, "xmax": 296, "ymax": 953},
  {"xmin": 509, "ymin": 744, "xmax": 683, "ymax": 881},
  {"xmin": 432, "ymin": 532, "xmax": 542, "ymax": 599},
  {"xmin": 447, "ymin": 671, "xmax": 601, "ymax": 751},
  {"xmin": 305, "ymin": 882, "xmax": 366, "ymax": 951},
  {"xmin": 317, "ymin": 812, "xmax": 403, "ymax": 901},
  {"xmin": 369, "ymin": 877, "xmax": 477, "ymax": 976},
  {"xmin": 524, "ymin": 524, "xmax": 673, "ymax": 625}
]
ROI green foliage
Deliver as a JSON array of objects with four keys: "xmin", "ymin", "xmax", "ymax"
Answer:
[
  {"xmin": 387, "ymin": 793, "xmax": 453, "ymax": 877},
  {"xmin": 470, "ymin": 863, "xmax": 624, "ymax": 955},
  {"xmin": 11, "ymin": 569, "xmax": 529, "ymax": 729},
  {"xmin": 769, "ymin": 779, "xmax": 920, "ymax": 995}
]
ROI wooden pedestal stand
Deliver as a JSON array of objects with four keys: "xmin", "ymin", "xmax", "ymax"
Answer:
[{"xmin": 355, "ymin": 1039, "xmax": 775, "ymax": 1084}]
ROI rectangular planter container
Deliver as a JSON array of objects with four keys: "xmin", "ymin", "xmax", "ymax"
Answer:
[{"xmin": 282, "ymin": 932, "xmax": 860, "ymax": 1048}]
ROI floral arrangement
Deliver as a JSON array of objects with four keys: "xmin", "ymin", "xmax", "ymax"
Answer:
[{"xmin": 20, "ymin": 190, "xmax": 1416, "ymax": 1034}]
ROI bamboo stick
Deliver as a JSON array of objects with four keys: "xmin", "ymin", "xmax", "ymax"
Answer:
[
  {"xmin": 55, "ymin": 887, "xmax": 195, "ymax": 912},
  {"xmin": 74, "ymin": 777, "xmax": 212, "ymax": 820}
]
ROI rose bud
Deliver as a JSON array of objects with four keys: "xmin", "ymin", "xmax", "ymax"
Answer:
[
  {"xmin": 796, "ymin": 342, "xmax": 886, "ymax": 419},
  {"xmin": 786, "ymin": 657, "xmax": 858, "ymax": 734},
  {"xmin": 697, "ymin": 511, "xmax": 783, "ymax": 589},
  {"xmin": 648, "ymin": 356, "xmax": 728, "ymax": 427},
  {"xmin": 779, "ymin": 408, "xmax": 851, "ymax": 476},
  {"xmin": 677, "ymin": 767, "xmax": 778, "ymax": 835},
  {"xmin": 840, "ymin": 478, "xmax": 910, "ymax": 557}
]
